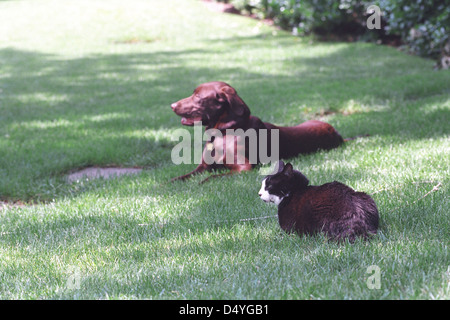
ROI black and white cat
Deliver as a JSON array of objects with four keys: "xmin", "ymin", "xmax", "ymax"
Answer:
[{"xmin": 259, "ymin": 161, "xmax": 379, "ymax": 242}]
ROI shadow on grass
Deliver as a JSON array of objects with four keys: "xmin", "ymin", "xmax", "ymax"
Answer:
[
  {"xmin": 0, "ymin": 42, "xmax": 448, "ymax": 202},
  {"xmin": 1, "ymin": 174, "xmax": 447, "ymax": 299}
]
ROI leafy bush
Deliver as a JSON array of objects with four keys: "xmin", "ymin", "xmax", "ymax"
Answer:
[
  {"xmin": 216, "ymin": 0, "xmax": 449, "ymax": 66},
  {"xmin": 379, "ymin": 0, "xmax": 450, "ymax": 61},
  {"xmin": 227, "ymin": 0, "xmax": 372, "ymax": 35}
]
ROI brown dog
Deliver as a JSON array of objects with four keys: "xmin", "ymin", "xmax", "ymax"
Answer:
[{"xmin": 170, "ymin": 81, "xmax": 344, "ymax": 181}]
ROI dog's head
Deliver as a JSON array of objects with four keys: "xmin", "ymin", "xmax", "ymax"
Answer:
[{"xmin": 171, "ymin": 81, "xmax": 250, "ymax": 129}]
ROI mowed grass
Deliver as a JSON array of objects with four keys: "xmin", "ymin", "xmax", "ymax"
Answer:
[{"xmin": 0, "ymin": 0, "xmax": 449, "ymax": 299}]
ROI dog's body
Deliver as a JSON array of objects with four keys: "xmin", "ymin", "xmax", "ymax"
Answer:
[
  {"xmin": 262, "ymin": 119, "xmax": 344, "ymax": 158},
  {"xmin": 171, "ymin": 81, "xmax": 344, "ymax": 181}
]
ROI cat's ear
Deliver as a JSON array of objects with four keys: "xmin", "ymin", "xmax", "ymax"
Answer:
[
  {"xmin": 282, "ymin": 163, "xmax": 294, "ymax": 177},
  {"xmin": 276, "ymin": 160, "xmax": 285, "ymax": 173}
]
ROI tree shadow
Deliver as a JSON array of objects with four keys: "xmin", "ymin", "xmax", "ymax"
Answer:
[
  {"xmin": 1, "ymin": 3, "xmax": 448, "ymax": 300},
  {"xmin": 2, "ymin": 166, "xmax": 447, "ymax": 299},
  {"xmin": 0, "ymin": 47, "xmax": 261, "ymax": 200},
  {"xmin": 0, "ymin": 37, "xmax": 448, "ymax": 202}
]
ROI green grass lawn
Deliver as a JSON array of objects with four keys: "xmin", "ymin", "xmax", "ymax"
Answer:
[{"xmin": 0, "ymin": 0, "xmax": 449, "ymax": 299}]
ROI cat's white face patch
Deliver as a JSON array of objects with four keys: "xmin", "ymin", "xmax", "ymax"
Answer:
[
  {"xmin": 258, "ymin": 179, "xmax": 271, "ymax": 202},
  {"xmin": 259, "ymin": 178, "xmax": 283, "ymax": 205}
]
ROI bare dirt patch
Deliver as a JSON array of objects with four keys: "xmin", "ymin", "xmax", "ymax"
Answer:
[
  {"xmin": 0, "ymin": 167, "xmax": 144, "ymax": 210},
  {"xmin": 202, "ymin": 0, "xmax": 240, "ymax": 14},
  {"xmin": 0, "ymin": 200, "xmax": 28, "ymax": 210},
  {"xmin": 202, "ymin": 0, "xmax": 276, "ymax": 28}
]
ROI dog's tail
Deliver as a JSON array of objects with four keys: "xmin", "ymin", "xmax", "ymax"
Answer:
[{"xmin": 344, "ymin": 134, "xmax": 370, "ymax": 142}]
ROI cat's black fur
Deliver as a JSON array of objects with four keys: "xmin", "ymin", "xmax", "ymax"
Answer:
[{"xmin": 259, "ymin": 161, "xmax": 379, "ymax": 242}]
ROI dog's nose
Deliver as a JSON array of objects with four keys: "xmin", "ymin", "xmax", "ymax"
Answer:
[
  {"xmin": 171, "ymin": 103, "xmax": 177, "ymax": 110},
  {"xmin": 258, "ymin": 193, "xmax": 262, "ymax": 197}
]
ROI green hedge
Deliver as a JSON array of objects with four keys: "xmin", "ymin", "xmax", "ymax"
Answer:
[
  {"xmin": 380, "ymin": 0, "xmax": 449, "ymax": 60},
  {"xmin": 215, "ymin": 0, "xmax": 450, "ymax": 67},
  {"xmin": 229, "ymin": 0, "xmax": 372, "ymax": 36}
]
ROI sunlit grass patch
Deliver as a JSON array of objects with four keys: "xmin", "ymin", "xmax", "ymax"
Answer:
[{"xmin": 0, "ymin": 0, "xmax": 448, "ymax": 300}]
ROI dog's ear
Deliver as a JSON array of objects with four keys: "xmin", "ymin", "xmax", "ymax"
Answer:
[
  {"xmin": 213, "ymin": 86, "xmax": 250, "ymax": 130},
  {"xmin": 220, "ymin": 86, "xmax": 250, "ymax": 117}
]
